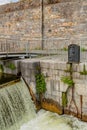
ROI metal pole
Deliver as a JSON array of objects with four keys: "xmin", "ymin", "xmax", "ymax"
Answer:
[
  {"xmin": 41, "ymin": 0, "xmax": 44, "ymax": 50},
  {"xmin": 6, "ymin": 39, "xmax": 8, "ymax": 57}
]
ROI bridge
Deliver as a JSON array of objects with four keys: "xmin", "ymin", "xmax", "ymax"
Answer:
[
  {"xmin": 0, "ymin": 38, "xmax": 45, "ymax": 59},
  {"xmin": 0, "ymin": 37, "xmax": 87, "ymax": 62},
  {"xmin": 0, "ymin": 37, "xmax": 67, "ymax": 59}
]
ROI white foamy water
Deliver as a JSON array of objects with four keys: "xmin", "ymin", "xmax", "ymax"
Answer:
[
  {"xmin": 0, "ymin": 79, "xmax": 36, "ymax": 130},
  {"xmin": 20, "ymin": 110, "xmax": 87, "ymax": 130},
  {"xmin": 1, "ymin": 78, "xmax": 87, "ymax": 130}
]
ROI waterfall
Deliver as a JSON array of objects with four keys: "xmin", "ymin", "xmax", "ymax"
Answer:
[{"xmin": 0, "ymin": 79, "xmax": 36, "ymax": 130}]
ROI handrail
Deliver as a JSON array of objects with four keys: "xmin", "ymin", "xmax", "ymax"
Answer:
[{"xmin": 0, "ymin": 37, "xmax": 87, "ymax": 62}]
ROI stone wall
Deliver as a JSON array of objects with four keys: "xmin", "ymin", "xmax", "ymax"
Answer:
[
  {"xmin": 0, "ymin": 0, "xmax": 87, "ymax": 51},
  {"xmin": 43, "ymin": 0, "xmax": 87, "ymax": 49},
  {"xmin": 0, "ymin": 1, "xmax": 42, "ymax": 51},
  {"xmin": 1, "ymin": 57, "xmax": 87, "ymax": 121},
  {"xmin": 20, "ymin": 58, "xmax": 87, "ymax": 122}
]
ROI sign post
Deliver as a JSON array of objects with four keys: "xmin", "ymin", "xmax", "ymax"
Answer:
[
  {"xmin": 67, "ymin": 44, "xmax": 80, "ymax": 115},
  {"xmin": 68, "ymin": 44, "xmax": 80, "ymax": 63}
]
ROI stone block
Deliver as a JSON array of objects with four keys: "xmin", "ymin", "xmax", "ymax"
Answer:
[
  {"xmin": 82, "ymin": 108, "xmax": 87, "ymax": 115},
  {"xmin": 52, "ymin": 80, "xmax": 60, "ymax": 91},
  {"xmin": 41, "ymin": 68, "xmax": 48, "ymax": 77},
  {"xmin": 20, "ymin": 60, "xmax": 28, "ymax": 69},
  {"xmin": 30, "ymin": 75, "xmax": 36, "ymax": 82},
  {"xmin": 46, "ymin": 79, "xmax": 52, "ymax": 94},
  {"xmin": 52, "ymin": 91, "xmax": 60, "ymax": 96},
  {"xmin": 72, "ymin": 64, "xmax": 79, "ymax": 72},
  {"xmin": 54, "ymin": 70, "xmax": 59, "ymax": 75},
  {"xmin": 75, "ymin": 83, "xmax": 87, "ymax": 95},
  {"xmin": 51, "ymin": 95, "xmax": 60, "ymax": 103},
  {"xmin": 54, "ymin": 61, "xmax": 68, "ymax": 70},
  {"xmin": 55, "ymin": 75, "xmax": 60, "ymax": 80},
  {"xmin": 21, "ymin": 69, "xmax": 31, "ymax": 77},
  {"xmin": 74, "ymin": 94, "xmax": 81, "ymax": 114},
  {"xmin": 73, "ymin": 72, "xmax": 80, "ymax": 79},
  {"xmin": 21, "ymin": 59, "xmax": 40, "ymax": 69},
  {"xmin": 77, "ymin": 63, "xmax": 87, "ymax": 72},
  {"xmin": 46, "ymin": 69, "xmax": 53, "ymax": 77},
  {"xmin": 73, "ymin": 79, "xmax": 85, "ymax": 84},
  {"xmin": 82, "ymin": 96, "xmax": 87, "ymax": 108},
  {"xmin": 59, "ymin": 70, "xmax": 67, "ymax": 77},
  {"xmin": 67, "ymin": 88, "xmax": 72, "ymax": 106},
  {"xmin": 60, "ymin": 81, "xmax": 68, "ymax": 92},
  {"xmin": 28, "ymin": 61, "xmax": 40, "ymax": 69},
  {"xmin": 45, "ymin": 93, "xmax": 52, "ymax": 99},
  {"xmin": 49, "ymin": 62, "xmax": 55, "ymax": 69},
  {"xmin": 40, "ymin": 60, "xmax": 50, "ymax": 69}
]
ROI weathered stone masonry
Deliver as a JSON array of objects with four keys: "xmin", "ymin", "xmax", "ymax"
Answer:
[
  {"xmin": 20, "ymin": 59, "xmax": 87, "ymax": 122},
  {"xmin": 0, "ymin": 0, "xmax": 87, "ymax": 51},
  {"xmin": 2, "ymin": 58, "xmax": 87, "ymax": 121}
]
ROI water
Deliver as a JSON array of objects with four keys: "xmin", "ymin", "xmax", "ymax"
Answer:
[
  {"xmin": 0, "ymin": 73, "xmax": 19, "ymax": 85},
  {"xmin": 0, "ymin": 79, "xmax": 36, "ymax": 130},
  {"xmin": 20, "ymin": 110, "xmax": 87, "ymax": 130},
  {"xmin": 0, "ymin": 78, "xmax": 87, "ymax": 130}
]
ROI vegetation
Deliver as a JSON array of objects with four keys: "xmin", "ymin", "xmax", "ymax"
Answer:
[
  {"xmin": 61, "ymin": 76, "xmax": 74, "ymax": 87},
  {"xmin": 62, "ymin": 92, "xmax": 67, "ymax": 107},
  {"xmin": 35, "ymin": 66, "xmax": 46, "ymax": 102},
  {"xmin": 61, "ymin": 63, "xmax": 74, "ymax": 107},
  {"xmin": 0, "ymin": 64, "xmax": 4, "ymax": 72},
  {"xmin": 61, "ymin": 47, "xmax": 68, "ymax": 51},
  {"xmin": 7, "ymin": 63, "xmax": 16, "ymax": 70},
  {"xmin": 35, "ymin": 73, "xmax": 46, "ymax": 94},
  {"xmin": 61, "ymin": 76, "xmax": 74, "ymax": 107},
  {"xmin": 81, "ymin": 47, "xmax": 87, "ymax": 52},
  {"xmin": 80, "ymin": 64, "xmax": 87, "ymax": 75}
]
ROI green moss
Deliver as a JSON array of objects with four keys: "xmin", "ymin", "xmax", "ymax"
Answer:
[
  {"xmin": 61, "ymin": 76, "xmax": 74, "ymax": 87},
  {"xmin": 0, "ymin": 64, "xmax": 4, "ymax": 72},
  {"xmin": 81, "ymin": 47, "xmax": 87, "ymax": 52},
  {"xmin": 62, "ymin": 92, "xmax": 67, "ymax": 107},
  {"xmin": 7, "ymin": 63, "xmax": 16, "ymax": 70},
  {"xmin": 61, "ymin": 47, "xmax": 68, "ymax": 51}
]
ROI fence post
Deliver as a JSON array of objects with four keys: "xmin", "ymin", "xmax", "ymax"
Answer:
[{"xmin": 6, "ymin": 39, "xmax": 8, "ymax": 57}]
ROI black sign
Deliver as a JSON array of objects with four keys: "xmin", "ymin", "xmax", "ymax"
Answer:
[{"xmin": 68, "ymin": 44, "xmax": 80, "ymax": 63}]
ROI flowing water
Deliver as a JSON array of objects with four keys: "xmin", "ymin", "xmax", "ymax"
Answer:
[
  {"xmin": 0, "ymin": 79, "xmax": 36, "ymax": 130},
  {"xmin": 20, "ymin": 109, "xmax": 87, "ymax": 130},
  {"xmin": 0, "ymin": 78, "xmax": 87, "ymax": 130}
]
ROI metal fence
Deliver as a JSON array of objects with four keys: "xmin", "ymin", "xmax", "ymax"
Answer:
[{"xmin": 0, "ymin": 37, "xmax": 87, "ymax": 62}]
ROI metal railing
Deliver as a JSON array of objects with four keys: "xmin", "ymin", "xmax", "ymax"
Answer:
[{"xmin": 0, "ymin": 37, "xmax": 87, "ymax": 62}]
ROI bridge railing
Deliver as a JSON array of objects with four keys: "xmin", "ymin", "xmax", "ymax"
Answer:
[{"xmin": 0, "ymin": 37, "xmax": 87, "ymax": 62}]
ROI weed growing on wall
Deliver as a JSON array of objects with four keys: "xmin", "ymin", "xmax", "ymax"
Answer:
[
  {"xmin": 7, "ymin": 63, "xmax": 16, "ymax": 70},
  {"xmin": 35, "ymin": 73, "xmax": 46, "ymax": 94},
  {"xmin": 35, "ymin": 66, "xmax": 46, "ymax": 102},
  {"xmin": 0, "ymin": 64, "xmax": 4, "ymax": 72},
  {"xmin": 61, "ymin": 64, "xmax": 74, "ymax": 107},
  {"xmin": 61, "ymin": 76, "xmax": 74, "ymax": 87},
  {"xmin": 62, "ymin": 92, "xmax": 67, "ymax": 107},
  {"xmin": 81, "ymin": 47, "xmax": 87, "ymax": 52}
]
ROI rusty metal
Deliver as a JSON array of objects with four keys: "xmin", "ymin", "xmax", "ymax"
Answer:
[{"xmin": 80, "ymin": 95, "xmax": 83, "ymax": 119}]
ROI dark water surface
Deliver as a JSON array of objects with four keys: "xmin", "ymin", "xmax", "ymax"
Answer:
[{"xmin": 0, "ymin": 73, "xmax": 19, "ymax": 85}]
